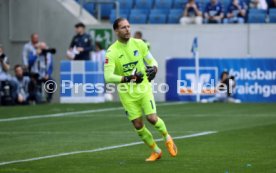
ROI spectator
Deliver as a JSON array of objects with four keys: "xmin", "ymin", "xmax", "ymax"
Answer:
[
  {"xmin": 0, "ymin": 45, "xmax": 17, "ymax": 105},
  {"xmin": 134, "ymin": 31, "xmax": 151, "ymax": 50},
  {"xmin": 67, "ymin": 23, "xmax": 93, "ymax": 60},
  {"xmin": 29, "ymin": 42, "xmax": 55, "ymax": 103},
  {"xmin": 204, "ymin": 0, "xmax": 224, "ymax": 23},
  {"xmin": 22, "ymin": 33, "xmax": 39, "ymax": 71},
  {"xmin": 224, "ymin": 0, "xmax": 247, "ymax": 23},
  {"xmin": 180, "ymin": 0, "xmax": 203, "ymax": 25},
  {"xmin": 250, "ymin": 0, "xmax": 268, "ymax": 10},
  {"xmin": 0, "ymin": 44, "xmax": 11, "ymax": 81},
  {"xmin": 91, "ymin": 42, "xmax": 105, "ymax": 67},
  {"xmin": 12, "ymin": 65, "xmax": 30, "ymax": 104},
  {"xmin": 201, "ymin": 71, "xmax": 241, "ymax": 103},
  {"xmin": 268, "ymin": 0, "xmax": 276, "ymax": 8}
]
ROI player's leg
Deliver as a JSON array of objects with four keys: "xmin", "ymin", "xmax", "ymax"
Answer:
[
  {"xmin": 146, "ymin": 113, "xmax": 169, "ymax": 140},
  {"xmin": 142, "ymin": 94, "xmax": 177, "ymax": 157},
  {"xmin": 121, "ymin": 98, "xmax": 162, "ymax": 161},
  {"xmin": 131, "ymin": 117, "xmax": 162, "ymax": 161}
]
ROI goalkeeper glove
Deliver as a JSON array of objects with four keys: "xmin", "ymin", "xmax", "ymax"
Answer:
[
  {"xmin": 122, "ymin": 69, "xmax": 144, "ymax": 84},
  {"xmin": 146, "ymin": 66, "xmax": 157, "ymax": 82}
]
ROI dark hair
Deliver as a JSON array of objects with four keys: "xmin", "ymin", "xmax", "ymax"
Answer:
[
  {"xmin": 31, "ymin": 33, "xmax": 38, "ymax": 38},
  {"xmin": 95, "ymin": 42, "xmax": 103, "ymax": 50},
  {"xmin": 113, "ymin": 17, "xmax": 127, "ymax": 30},
  {"xmin": 14, "ymin": 64, "xmax": 22, "ymax": 71},
  {"xmin": 75, "ymin": 22, "xmax": 86, "ymax": 28},
  {"xmin": 221, "ymin": 71, "xmax": 229, "ymax": 79},
  {"xmin": 135, "ymin": 31, "xmax": 142, "ymax": 38}
]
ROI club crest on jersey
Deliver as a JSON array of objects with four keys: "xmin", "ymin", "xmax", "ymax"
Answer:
[
  {"xmin": 133, "ymin": 50, "xmax": 139, "ymax": 56},
  {"xmin": 105, "ymin": 58, "xmax": 109, "ymax": 64},
  {"xmin": 123, "ymin": 61, "xmax": 138, "ymax": 72}
]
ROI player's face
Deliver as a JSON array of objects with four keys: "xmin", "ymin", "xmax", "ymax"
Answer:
[
  {"xmin": 31, "ymin": 34, "xmax": 39, "ymax": 45},
  {"xmin": 15, "ymin": 67, "xmax": 23, "ymax": 78},
  {"xmin": 134, "ymin": 32, "xmax": 142, "ymax": 39},
  {"xmin": 75, "ymin": 27, "xmax": 85, "ymax": 35},
  {"xmin": 222, "ymin": 74, "xmax": 228, "ymax": 81},
  {"xmin": 116, "ymin": 20, "xmax": 131, "ymax": 41}
]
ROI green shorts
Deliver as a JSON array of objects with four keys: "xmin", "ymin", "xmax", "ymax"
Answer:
[{"xmin": 120, "ymin": 92, "xmax": 157, "ymax": 121}]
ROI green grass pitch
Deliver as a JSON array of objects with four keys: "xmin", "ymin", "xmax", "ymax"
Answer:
[{"xmin": 0, "ymin": 103, "xmax": 275, "ymax": 173}]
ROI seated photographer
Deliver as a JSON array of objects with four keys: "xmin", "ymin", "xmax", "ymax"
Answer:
[
  {"xmin": 12, "ymin": 65, "xmax": 30, "ymax": 104},
  {"xmin": 201, "ymin": 71, "xmax": 241, "ymax": 103},
  {"xmin": 0, "ymin": 44, "xmax": 17, "ymax": 105},
  {"xmin": 29, "ymin": 42, "xmax": 55, "ymax": 103}
]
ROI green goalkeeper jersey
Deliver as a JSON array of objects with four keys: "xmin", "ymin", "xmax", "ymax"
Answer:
[{"xmin": 104, "ymin": 38, "xmax": 158, "ymax": 100}]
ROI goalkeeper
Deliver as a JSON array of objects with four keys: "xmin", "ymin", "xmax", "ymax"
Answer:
[{"xmin": 104, "ymin": 18, "xmax": 177, "ymax": 162}]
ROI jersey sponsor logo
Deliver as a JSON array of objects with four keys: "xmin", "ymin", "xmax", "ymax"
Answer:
[
  {"xmin": 122, "ymin": 61, "xmax": 138, "ymax": 72},
  {"xmin": 105, "ymin": 58, "xmax": 109, "ymax": 64},
  {"xmin": 133, "ymin": 50, "xmax": 139, "ymax": 56}
]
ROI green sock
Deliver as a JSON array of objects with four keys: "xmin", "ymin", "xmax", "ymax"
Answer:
[
  {"xmin": 136, "ymin": 126, "xmax": 161, "ymax": 153},
  {"xmin": 154, "ymin": 117, "xmax": 170, "ymax": 141}
]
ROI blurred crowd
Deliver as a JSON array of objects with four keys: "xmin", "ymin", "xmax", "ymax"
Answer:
[
  {"xmin": 0, "ymin": 22, "xmax": 107, "ymax": 106},
  {"xmin": 180, "ymin": 0, "xmax": 276, "ymax": 24},
  {"xmin": 0, "ymin": 33, "xmax": 55, "ymax": 105}
]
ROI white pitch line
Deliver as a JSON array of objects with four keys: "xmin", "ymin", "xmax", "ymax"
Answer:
[
  {"xmin": 0, "ymin": 102, "xmax": 184, "ymax": 123},
  {"xmin": 0, "ymin": 131, "xmax": 217, "ymax": 166}
]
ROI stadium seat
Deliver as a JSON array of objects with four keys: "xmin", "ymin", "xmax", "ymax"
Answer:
[
  {"xmin": 129, "ymin": 14, "xmax": 148, "ymax": 24},
  {"xmin": 269, "ymin": 9, "xmax": 276, "ymax": 23},
  {"xmin": 148, "ymin": 14, "xmax": 167, "ymax": 24},
  {"xmin": 269, "ymin": 8, "xmax": 276, "ymax": 14},
  {"xmin": 197, "ymin": 1, "xmax": 206, "ymax": 12},
  {"xmin": 249, "ymin": 9, "xmax": 267, "ymax": 15},
  {"xmin": 221, "ymin": 0, "xmax": 231, "ymax": 12},
  {"xmin": 110, "ymin": 14, "xmax": 129, "ymax": 23},
  {"xmin": 109, "ymin": 9, "xmax": 130, "ymax": 23},
  {"xmin": 167, "ymin": 14, "xmax": 181, "ymax": 23},
  {"xmin": 167, "ymin": 9, "xmax": 183, "ymax": 23},
  {"xmin": 83, "ymin": 2, "xmax": 95, "ymax": 15},
  {"xmin": 154, "ymin": 0, "xmax": 173, "ymax": 9},
  {"xmin": 118, "ymin": 0, "xmax": 134, "ymax": 9},
  {"xmin": 173, "ymin": 0, "xmax": 186, "ymax": 9},
  {"xmin": 169, "ymin": 9, "xmax": 183, "ymax": 16},
  {"xmin": 150, "ymin": 9, "xmax": 170, "ymax": 15},
  {"xmin": 248, "ymin": 9, "xmax": 267, "ymax": 23},
  {"xmin": 135, "ymin": 0, "xmax": 154, "ymax": 9},
  {"xmin": 130, "ymin": 9, "xmax": 150, "ymax": 16},
  {"xmin": 101, "ymin": 4, "xmax": 114, "ymax": 19}
]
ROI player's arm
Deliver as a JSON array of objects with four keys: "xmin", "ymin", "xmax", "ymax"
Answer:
[
  {"xmin": 104, "ymin": 55, "xmax": 122, "ymax": 83},
  {"xmin": 104, "ymin": 54, "xmax": 143, "ymax": 84}
]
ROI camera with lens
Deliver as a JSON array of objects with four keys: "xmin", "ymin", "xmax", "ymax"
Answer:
[
  {"xmin": 224, "ymin": 76, "xmax": 236, "ymax": 97},
  {"xmin": 0, "ymin": 53, "xmax": 6, "ymax": 61},
  {"xmin": 41, "ymin": 48, "xmax": 56, "ymax": 56}
]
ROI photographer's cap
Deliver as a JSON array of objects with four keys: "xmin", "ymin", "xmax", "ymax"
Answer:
[{"xmin": 75, "ymin": 22, "xmax": 86, "ymax": 28}]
